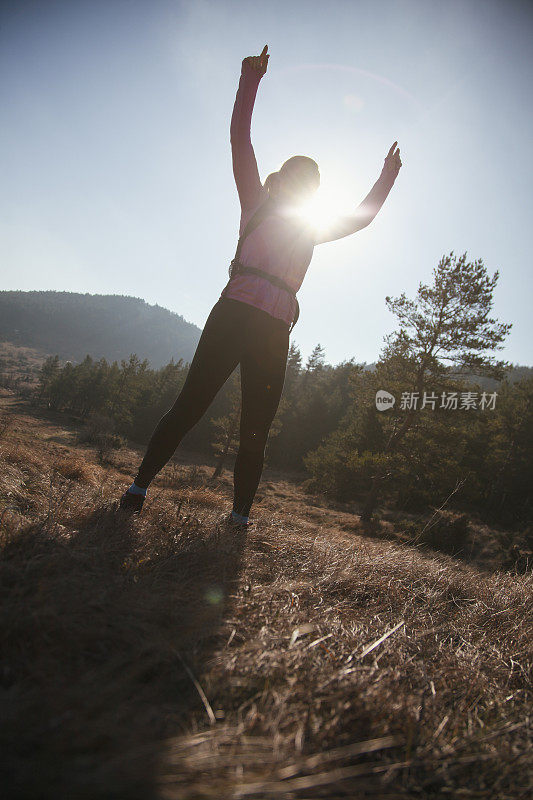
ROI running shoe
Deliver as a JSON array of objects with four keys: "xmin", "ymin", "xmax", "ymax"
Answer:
[
  {"xmin": 218, "ymin": 511, "xmax": 252, "ymax": 529},
  {"xmin": 217, "ymin": 511, "xmax": 247, "ymax": 530},
  {"xmin": 118, "ymin": 489, "xmax": 145, "ymax": 515}
]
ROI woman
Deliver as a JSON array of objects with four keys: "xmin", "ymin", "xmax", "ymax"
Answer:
[{"xmin": 119, "ymin": 45, "xmax": 402, "ymax": 526}]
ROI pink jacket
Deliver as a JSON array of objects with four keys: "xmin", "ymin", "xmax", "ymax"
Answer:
[{"xmin": 221, "ymin": 59, "xmax": 396, "ymax": 326}]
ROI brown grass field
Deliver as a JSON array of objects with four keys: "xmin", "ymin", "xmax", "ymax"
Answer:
[{"xmin": 0, "ymin": 391, "xmax": 531, "ymax": 799}]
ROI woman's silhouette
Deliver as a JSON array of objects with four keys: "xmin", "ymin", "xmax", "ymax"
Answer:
[{"xmin": 119, "ymin": 45, "xmax": 402, "ymax": 525}]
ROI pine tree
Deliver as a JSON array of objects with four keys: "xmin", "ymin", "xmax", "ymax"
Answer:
[
  {"xmin": 305, "ymin": 343, "xmax": 325, "ymax": 373},
  {"xmin": 360, "ymin": 251, "xmax": 512, "ymax": 521},
  {"xmin": 38, "ymin": 355, "xmax": 61, "ymax": 405}
]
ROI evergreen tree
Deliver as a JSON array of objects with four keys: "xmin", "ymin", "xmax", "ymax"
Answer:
[
  {"xmin": 358, "ymin": 251, "xmax": 512, "ymax": 520},
  {"xmin": 305, "ymin": 343, "xmax": 325, "ymax": 373},
  {"xmin": 38, "ymin": 355, "xmax": 61, "ymax": 405}
]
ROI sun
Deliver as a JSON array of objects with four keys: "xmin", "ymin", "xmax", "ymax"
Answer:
[{"xmin": 294, "ymin": 180, "xmax": 357, "ymax": 230}]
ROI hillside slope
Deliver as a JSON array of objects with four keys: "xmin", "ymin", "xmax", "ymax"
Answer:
[
  {"xmin": 0, "ymin": 393, "xmax": 531, "ymax": 799},
  {"xmin": 0, "ymin": 290, "xmax": 202, "ymax": 367}
]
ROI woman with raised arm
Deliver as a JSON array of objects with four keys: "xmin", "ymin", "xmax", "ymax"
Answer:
[{"xmin": 118, "ymin": 45, "xmax": 402, "ymax": 525}]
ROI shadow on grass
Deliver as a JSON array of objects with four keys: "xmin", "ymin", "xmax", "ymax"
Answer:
[{"xmin": 1, "ymin": 503, "xmax": 247, "ymax": 799}]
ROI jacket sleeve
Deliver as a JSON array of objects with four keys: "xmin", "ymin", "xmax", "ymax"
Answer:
[{"xmin": 230, "ymin": 60, "xmax": 264, "ymax": 211}]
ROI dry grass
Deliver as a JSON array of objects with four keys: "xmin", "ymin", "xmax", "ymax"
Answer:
[
  {"xmin": 51, "ymin": 456, "xmax": 97, "ymax": 484},
  {"xmin": 0, "ymin": 342, "xmax": 46, "ymax": 391},
  {"xmin": 0, "ymin": 395, "xmax": 531, "ymax": 799}
]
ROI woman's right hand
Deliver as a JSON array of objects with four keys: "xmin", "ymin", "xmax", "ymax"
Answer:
[{"xmin": 242, "ymin": 45, "xmax": 269, "ymax": 77}]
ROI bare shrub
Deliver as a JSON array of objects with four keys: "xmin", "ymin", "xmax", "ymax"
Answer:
[{"xmin": 77, "ymin": 413, "xmax": 125, "ymax": 464}]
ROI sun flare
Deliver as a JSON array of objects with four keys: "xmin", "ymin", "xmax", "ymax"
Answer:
[{"xmin": 294, "ymin": 181, "xmax": 356, "ymax": 229}]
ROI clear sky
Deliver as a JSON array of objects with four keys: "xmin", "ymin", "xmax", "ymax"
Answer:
[{"xmin": 1, "ymin": 0, "xmax": 532, "ymax": 367}]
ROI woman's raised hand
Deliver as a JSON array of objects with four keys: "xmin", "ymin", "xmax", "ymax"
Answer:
[
  {"xmin": 382, "ymin": 141, "xmax": 402, "ymax": 181},
  {"xmin": 243, "ymin": 45, "xmax": 269, "ymax": 77}
]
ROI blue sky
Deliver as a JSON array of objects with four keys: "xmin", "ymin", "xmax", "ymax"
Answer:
[{"xmin": 1, "ymin": 0, "xmax": 532, "ymax": 367}]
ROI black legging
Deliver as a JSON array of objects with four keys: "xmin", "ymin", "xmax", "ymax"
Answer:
[{"xmin": 134, "ymin": 296, "xmax": 290, "ymax": 516}]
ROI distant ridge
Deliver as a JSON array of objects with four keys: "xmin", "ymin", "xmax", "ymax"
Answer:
[{"xmin": 0, "ymin": 290, "xmax": 202, "ymax": 368}]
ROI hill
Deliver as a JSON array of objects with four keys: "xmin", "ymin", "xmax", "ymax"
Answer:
[
  {"xmin": 1, "ymin": 393, "xmax": 531, "ymax": 798},
  {"xmin": 0, "ymin": 290, "xmax": 202, "ymax": 368}
]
